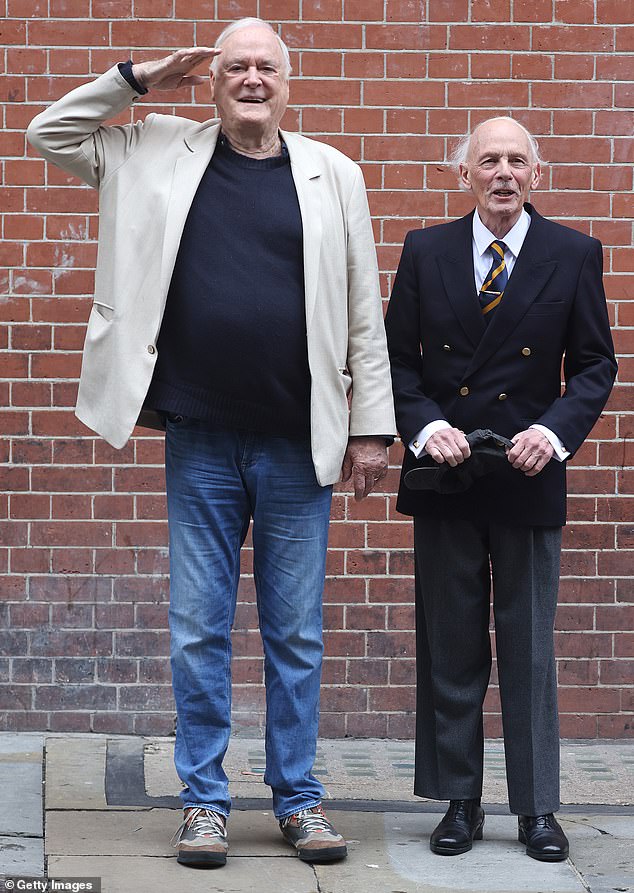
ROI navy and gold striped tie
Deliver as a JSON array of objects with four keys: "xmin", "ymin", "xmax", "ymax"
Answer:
[{"xmin": 479, "ymin": 240, "xmax": 508, "ymax": 320}]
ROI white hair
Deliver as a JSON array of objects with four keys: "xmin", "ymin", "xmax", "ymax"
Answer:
[
  {"xmin": 449, "ymin": 116, "xmax": 543, "ymax": 174},
  {"xmin": 210, "ymin": 17, "xmax": 292, "ymax": 79}
]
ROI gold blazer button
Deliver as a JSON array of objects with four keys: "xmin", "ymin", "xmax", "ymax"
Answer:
[
  {"xmin": 521, "ymin": 347, "xmax": 531, "ymax": 356},
  {"xmin": 459, "ymin": 386, "xmax": 470, "ymax": 396}
]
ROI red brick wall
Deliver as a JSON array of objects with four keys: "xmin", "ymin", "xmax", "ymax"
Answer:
[{"xmin": 1, "ymin": 0, "xmax": 632, "ymax": 738}]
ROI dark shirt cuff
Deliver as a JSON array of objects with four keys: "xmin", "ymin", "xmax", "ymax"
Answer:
[{"xmin": 118, "ymin": 60, "xmax": 148, "ymax": 95}]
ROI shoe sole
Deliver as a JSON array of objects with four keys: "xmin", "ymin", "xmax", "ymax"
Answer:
[
  {"xmin": 177, "ymin": 850, "xmax": 227, "ymax": 867},
  {"xmin": 296, "ymin": 844, "xmax": 348, "ymax": 863},
  {"xmin": 430, "ymin": 821, "xmax": 484, "ymax": 856},
  {"xmin": 518, "ymin": 830, "xmax": 568, "ymax": 862}
]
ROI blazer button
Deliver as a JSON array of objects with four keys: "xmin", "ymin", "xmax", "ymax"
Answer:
[
  {"xmin": 498, "ymin": 392, "xmax": 508, "ymax": 401},
  {"xmin": 521, "ymin": 347, "xmax": 531, "ymax": 356},
  {"xmin": 459, "ymin": 386, "xmax": 470, "ymax": 396},
  {"xmin": 443, "ymin": 344, "xmax": 452, "ymax": 352},
  {"xmin": 147, "ymin": 345, "xmax": 156, "ymax": 355}
]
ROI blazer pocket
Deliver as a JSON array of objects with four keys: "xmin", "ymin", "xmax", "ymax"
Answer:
[
  {"xmin": 338, "ymin": 367, "xmax": 352, "ymax": 394},
  {"xmin": 92, "ymin": 301, "xmax": 115, "ymax": 322},
  {"xmin": 524, "ymin": 301, "xmax": 566, "ymax": 317}
]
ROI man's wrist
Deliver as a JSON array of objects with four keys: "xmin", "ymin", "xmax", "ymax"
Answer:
[{"xmin": 118, "ymin": 60, "xmax": 148, "ymax": 95}]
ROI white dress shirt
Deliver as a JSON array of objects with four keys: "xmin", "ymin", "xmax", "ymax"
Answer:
[{"xmin": 409, "ymin": 209, "xmax": 569, "ymax": 460}]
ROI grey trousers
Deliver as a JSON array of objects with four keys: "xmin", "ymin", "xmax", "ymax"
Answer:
[{"xmin": 413, "ymin": 516, "xmax": 562, "ymax": 816}]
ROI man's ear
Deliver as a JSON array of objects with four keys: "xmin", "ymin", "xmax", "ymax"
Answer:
[
  {"xmin": 459, "ymin": 163, "xmax": 471, "ymax": 192},
  {"xmin": 530, "ymin": 162, "xmax": 542, "ymax": 190}
]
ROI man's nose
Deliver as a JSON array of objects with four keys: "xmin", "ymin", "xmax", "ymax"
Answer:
[
  {"xmin": 496, "ymin": 158, "xmax": 512, "ymax": 177},
  {"xmin": 244, "ymin": 65, "xmax": 262, "ymax": 86}
]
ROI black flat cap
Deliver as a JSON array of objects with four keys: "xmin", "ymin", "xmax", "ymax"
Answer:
[{"xmin": 404, "ymin": 428, "xmax": 515, "ymax": 494}]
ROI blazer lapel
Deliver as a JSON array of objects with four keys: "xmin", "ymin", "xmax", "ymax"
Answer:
[
  {"xmin": 463, "ymin": 206, "xmax": 557, "ymax": 378},
  {"xmin": 159, "ymin": 120, "xmax": 222, "ymax": 302},
  {"xmin": 437, "ymin": 212, "xmax": 486, "ymax": 348},
  {"xmin": 282, "ymin": 130, "xmax": 322, "ymax": 329}
]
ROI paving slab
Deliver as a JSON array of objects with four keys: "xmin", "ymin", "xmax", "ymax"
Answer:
[
  {"xmin": 0, "ymin": 735, "xmax": 43, "ymax": 839},
  {"xmin": 45, "ymin": 808, "xmax": 295, "ymax": 858},
  {"xmin": 0, "ymin": 762, "xmax": 42, "ymax": 838},
  {"xmin": 564, "ymin": 815, "xmax": 634, "ymax": 893},
  {"xmin": 313, "ymin": 811, "xmax": 587, "ymax": 893},
  {"xmin": 47, "ymin": 856, "xmax": 318, "ymax": 893},
  {"xmin": 45, "ymin": 738, "xmax": 107, "ymax": 809},
  {"xmin": 143, "ymin": 737, "xmax": 634, "ymax": 806},
  {"xmin": 0, "ymin": 836, "xmax": 44, "ymax": 879}
]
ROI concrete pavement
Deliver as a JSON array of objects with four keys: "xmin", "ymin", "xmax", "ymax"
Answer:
[{"xmin": 1, "ymin": 733, "xmax": 633, "ymax": 893}]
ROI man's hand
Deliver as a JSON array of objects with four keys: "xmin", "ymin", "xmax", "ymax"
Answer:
[
  {"xmin": 132, "ymin": 47, "xmax": 221, "ymax": 91},
  {"xmin": 507, "ymin": 429, "xmax": 554, "ymax": 476},
  {"xmin": 425, "ymin": 427, "xmax": 470, "ymax": 466},
  {"xmin": 341, "ymin": 436, "xmax": 389, "ymax": 501}
]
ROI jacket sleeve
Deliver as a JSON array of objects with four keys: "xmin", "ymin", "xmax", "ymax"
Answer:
[
  {"xmin": 535, "ymin": 239, "xmax": 617, "ymax": 456},
  {"xmin": 345, "ymin": 165, "xmax": 397, "ymax": 437},
  {"xmin": 26, "ymin": 64, "xmax": 150, "ymax": 189},
  {"xmin": 385, "ymin": 232, "xmax": 448, "ymax": 445}
]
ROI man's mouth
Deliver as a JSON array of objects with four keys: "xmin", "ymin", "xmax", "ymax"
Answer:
[
  {"xmin": 239, "ymin": 97, "xmax": 265, "ymax": 103},
  {"xmin": 492, "ymin": 189, "xmax": 517, "ymax": 197}
]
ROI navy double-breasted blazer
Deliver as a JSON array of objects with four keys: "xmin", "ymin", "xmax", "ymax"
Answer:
[{"xmin": 385, "ymin": 204, "xmax": 617, "ymax": 526}]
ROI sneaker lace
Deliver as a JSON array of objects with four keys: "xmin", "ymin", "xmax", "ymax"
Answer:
[
  {"xmin": 282, "ymin": 806, "xmax": 331, "ymax": 833},
  {"xmin": 170, "ymin": 807, "xmax": 227, "ymax": 846}
]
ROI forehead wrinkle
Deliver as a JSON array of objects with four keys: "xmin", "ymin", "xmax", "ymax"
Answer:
[{"xmin": 468, "ymin": 133, "xmax": 532, "ymax": 165}]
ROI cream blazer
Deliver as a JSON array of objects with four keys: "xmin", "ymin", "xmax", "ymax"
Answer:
[{"xmin": 27, "ymin": 65, "xmax": 396, "ymax": 486}]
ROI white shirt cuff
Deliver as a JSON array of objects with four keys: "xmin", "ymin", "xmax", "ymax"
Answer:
[
  {"xmin": 530, "ymin": 424, "xmax": 569, "ymax": 461},
  {"xmin": 409, "ymin": 420, "xmax": 452, "ymax": 457}
]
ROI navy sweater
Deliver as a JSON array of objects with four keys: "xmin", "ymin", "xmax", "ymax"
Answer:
[{"xmin": 146, "ymin": 136, "xmax": 311, "ymax": 435}]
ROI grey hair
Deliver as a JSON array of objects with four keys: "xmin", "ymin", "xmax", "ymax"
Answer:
[
  {"xmin": 449, "ymin": 116, "xmax": 543, "ymax": 173},
  {"xmin": 210, "ymin": 17, "xmax": 292, "ymax": 79}
]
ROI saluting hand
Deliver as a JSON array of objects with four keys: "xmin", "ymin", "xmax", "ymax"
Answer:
[{"xmin": 132, "ymin": 47, "xmax": 222, "ymax": 91}]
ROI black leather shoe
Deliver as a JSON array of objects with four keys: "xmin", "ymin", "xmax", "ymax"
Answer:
[
  {"xmin": 518, "ymin": 814, "xmax": 569, "ymax": 862},
  {"xmin": 430, "ymin": 799, "xmax": 485, "ymax": 855}
]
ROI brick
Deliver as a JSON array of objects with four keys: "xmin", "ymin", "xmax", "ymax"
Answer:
[
  {"xmin": 532, "ymin": 26, "xmax": 615, "ymax": 53},
  {"xmin": 556, "ymin": 632, "xmax": 612, "ymax": 658},
  {"xmin": 555, "ymin": 0, "xmax": 595, "ymax": 23},
  {"xmin": 598, "ymin": 715, "xmax": 634, "ymax": 738},
  {"xmin": 597, "ymin": 0, "xmax": 634, "ymax": 23},
  {"xmin": 450, "ymin": 24, "xmax": 530, "ymax": 51},
  {"xmin": 428, "ymin": 0, "xmax": 468, "ymax": 19},
  {"xmin": 366, "ymin": 24, "xmax": 447, "ymax": 50},
  {"xmin": 448, "ymin": 80, "xmax": 528, "ymax": 108},
  {"xmin": 554, "ymin": 54, "xmax": 595, "ymax": 80}
]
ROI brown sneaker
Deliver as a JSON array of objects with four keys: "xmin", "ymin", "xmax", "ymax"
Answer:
[
  {"xmin": 280, "ymin": 804, "xmax": 347, "ymax": 863},
  {"xmin": 170, "ymin": 806, "xmax": 228, "ymax": 866}
]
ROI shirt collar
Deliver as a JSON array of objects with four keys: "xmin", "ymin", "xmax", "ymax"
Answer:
[{"xmin": 472, "ymin": 207, "xmax": 531, "ymax": 258}]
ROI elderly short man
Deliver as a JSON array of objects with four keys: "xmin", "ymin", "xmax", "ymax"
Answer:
[
  {"xmin": 386, "ymin": 117, "xmax": 616, "ymax": 861},
  {"xmin": 28, "ymin": 18, "xmax": 395, "ymax": 867}
]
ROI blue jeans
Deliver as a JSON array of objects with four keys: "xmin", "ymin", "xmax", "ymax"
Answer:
[{"xmin": 165, "ymin": 418, "xmax": 333, "ymax": 819}]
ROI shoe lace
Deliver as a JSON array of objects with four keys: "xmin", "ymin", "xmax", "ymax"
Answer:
[
  {"xmin": 170, "ymin": 807, "xmax": 227, "ymax": 846},
  {"xmin": 281, "ymin": 805, "xmax": 331, "ymax": 833}
]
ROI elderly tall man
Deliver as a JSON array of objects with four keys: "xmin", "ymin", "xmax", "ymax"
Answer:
[
  {"xmin": 386, "ymin": 117, "xmax": 616, "ymax": 862},
  {"xmin": 28, "ymin": 18, "xmax": 396, "ymax": 867}
]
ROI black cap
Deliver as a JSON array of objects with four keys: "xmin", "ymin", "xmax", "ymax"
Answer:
[{"xmin": 404, "ymin": 428, "xmax": 515, "ymax": 494}]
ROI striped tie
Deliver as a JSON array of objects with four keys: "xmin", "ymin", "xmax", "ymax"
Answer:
[{"xmin": 479, "ymin": 240, "xmax": 508, "ymax": 319}]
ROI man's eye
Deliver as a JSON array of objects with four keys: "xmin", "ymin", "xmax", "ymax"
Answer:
[{"xmin": 480, "ymin": 159, "xmax": 496, "ymax": 168}]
